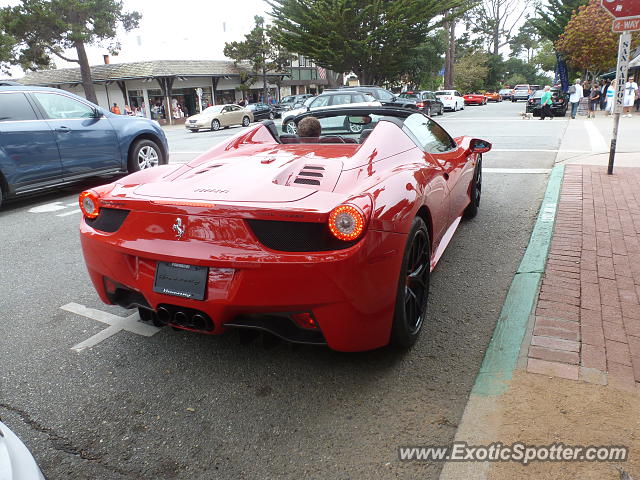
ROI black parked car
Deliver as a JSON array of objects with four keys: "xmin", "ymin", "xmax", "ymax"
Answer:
[
  {"xmin": 526, "ymin": 88, "xmax": 569, "ymax": 117},
  {"xmin": 275, "ymin": 94, "xmax": 314, "ymax": 116},
  {"xmin": 326, "ymin": 86, "xmax": 418, "ymax": 109},
  {"xmin": 398, "ymin": 90, "xmax": 444, "ymax": 116},
  {"xmin": 246, "ymin": 102, "xmax": 276, "ymax": 121}
]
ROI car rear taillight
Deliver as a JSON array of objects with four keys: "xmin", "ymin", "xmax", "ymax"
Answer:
[
  {"xmin": 416, "ymin": 102, "xmax": 425, "ymax": 107},
  {"xmin": 328, "ymin": 204, "xmax": 366, "ymax": 242},
  {"xmin": 79, "ymin": 190, "xmax": 101, "ymax": 219}
]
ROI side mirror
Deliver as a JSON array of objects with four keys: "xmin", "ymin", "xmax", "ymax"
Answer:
[
  {"xmin": 92, "ymin": 107, "xmax": 103, "ymax": 118},
  {"xmin": 469, "ymin": 138, "xmax": 492, "ymax": 154}
]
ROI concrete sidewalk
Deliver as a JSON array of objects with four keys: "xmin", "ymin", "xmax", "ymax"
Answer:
[{"xmin": 440, "ymin": 117, "xmax": 640, "ymax": 479}]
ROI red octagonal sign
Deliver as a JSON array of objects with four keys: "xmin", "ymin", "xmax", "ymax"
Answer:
[{"xmin": 601, "ymin": 0, "xmax": 640, "ymax": 18}]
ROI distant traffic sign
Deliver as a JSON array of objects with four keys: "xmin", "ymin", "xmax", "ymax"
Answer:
[{"xmin": 601, "ymin": 0, "xmax": 640, "ymax": 18}]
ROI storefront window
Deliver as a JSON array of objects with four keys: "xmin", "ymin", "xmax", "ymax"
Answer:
[{"xmin": 215, "ymin": 89, "xmax": 238, "ymax": 106}]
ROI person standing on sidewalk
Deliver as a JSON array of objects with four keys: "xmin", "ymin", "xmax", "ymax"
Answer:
[
  {"xmin": 539, "ymin": 86, "xmax": 553, "ymax": 120},
  {"xmin": 588, "ymin": 86, "xmax": 600, "ymax": 118},
  {"xmin": 606, "ymin": 79, "xmax": 616, "ymax": 115},
  {"xmin": 569, "ymin": 79, "xmax": 583, "ymax": 119},
  {"xmin": 623, "ymin": 79, "xmax": 638, "ymax": 117}
]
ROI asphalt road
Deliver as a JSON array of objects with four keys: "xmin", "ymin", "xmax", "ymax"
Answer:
[{"xmin": 0, "ymin": 100, "xmax": 568, "ymax": 479}]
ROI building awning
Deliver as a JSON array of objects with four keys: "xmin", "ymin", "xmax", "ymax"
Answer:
[
  {"xmin": 629, "ymin": 54, "xmax": 640, "ymax": 68},
  {"xmin": 18, "ymin": 60, "xmax": 286, "ymax": 86}
]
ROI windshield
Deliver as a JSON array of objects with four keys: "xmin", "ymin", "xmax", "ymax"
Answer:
[
  {"xmin": 499, "ymin": 89, "xmax": 510, "ymax": 94},
  {"xmin": 399, "ymin": 93, "xmax": 420, "ymax": 99},
  {"xmin": 514, "ymin": 86, "xmax": 529, "ymax": 90},
  {"xmin": 203, "ymin": 105, "xmax": 224, "ymax": 114},
  {"xmin": 281, "ymin": 96, "xmax": 295, "ymax": 103},
  {"xmin": 435, "ymin": 91, "xmax": 452, "ymax": 96}
]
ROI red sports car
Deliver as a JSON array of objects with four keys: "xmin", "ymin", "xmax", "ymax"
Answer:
[
  {"xmin": 463, "ymin": 93, "xmax": 487, "ymax": 105},
  {"xmin": 78, "ymin": 107, "xmax": 490, "ymax": 352}
]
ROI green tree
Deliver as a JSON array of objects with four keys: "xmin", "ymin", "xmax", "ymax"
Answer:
[
  {"xmin": 404, "ymin": 31, "xmax": 446, "ymax": 89},
  {"xmin": 465, "ymin": 0, "xmax": 532, "ymax": 55},
  {"xmin": 509, "ymin": 18, "xmax": 540, "ymax": 62},
  {"xmin": 268, "ymin": 0, "xmax": 475, "ymax": 85},
  {"xmin": 1, "ymin": 0, "xmax": 140, "ymax": 103},
  {"xmin": 531, "ymin": 39, "xmax": 556, "ymax": 72},
  {"xmin": 224, "ymin": 15, "xmax": 294, "ymax": 102},
  {"xmin": 555, "ymin": 0, "xmax": 620, "ymax": 81},
  {"xmin": 532, "ymin": 0, "xmax": 587, "ymax": 43},
  {"xmin": 454, "ymin": 52, "xmax": 489, "ymax": 92}
]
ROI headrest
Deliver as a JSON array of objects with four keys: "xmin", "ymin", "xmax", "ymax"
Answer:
[
  {"xmin": 279, "ymin": 134, "xmax": 300, "ymax": 144},
  {"xmin": 359, "ymin": 129, "xmax": 374, "ymax": 143}
]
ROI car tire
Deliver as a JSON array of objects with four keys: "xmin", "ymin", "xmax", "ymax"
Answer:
[
  {"xmin": 285, "ymin": 120, "xmax": 297, "ymax": 134},
  {"xmin": 128, "ymin": 139, "xmax": 164, "ymax": 173},
  {"xmin": 211, "ymin": 119, "xmax": 221, "ymax": 131},
  {"xmin": 464, "ymin": 155, "xmax": 482, "ymax": 219},
  {"xmin": 390, "ymin": 217, "xmax": 430, "ymax": 349},
  {"xmin": 269, "ymin": 111, "xmax": 275, "ymax": 120},
  {"xmin": 0, "ymin": 181, "xmax": 4, "ymax": 209},
  {"xmin": 438, "ymin": 106, "xmax": 444, "ymax": 115},
  {"xmin": 242, "ymin": 116, "xmax": 250, "ymax": 127}
]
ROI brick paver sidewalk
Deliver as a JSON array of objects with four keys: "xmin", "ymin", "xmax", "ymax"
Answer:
[{"xmin": 526, "ymin": 165, "xmax": 640, "ymax": 392}]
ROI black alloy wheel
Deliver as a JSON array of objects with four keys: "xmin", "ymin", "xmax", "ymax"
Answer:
[
  {"xmin": 464, "ymin": 156, "xmax": 482, "ymax": 219},
  {"xmin": 390, "ymin": 217, "xmax": 430, "ymax": 348}
]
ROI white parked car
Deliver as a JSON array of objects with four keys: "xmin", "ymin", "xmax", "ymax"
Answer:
[
  {"xmin": 281, "ymin": 91, "xmax": 381, "ymax": 134},
  {"xmin": 435, "ymin": 90, "xmax": 465, "ymax": 111},
  {"xmin": 0, "ymin": 420, "xmax": 46, "ymax": 479}
]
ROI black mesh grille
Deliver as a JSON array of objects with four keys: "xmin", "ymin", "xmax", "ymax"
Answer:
[
  {"xmin": 86, "ymin": 208, "xmax": 130, "ymax": 233},
  {"xmin": 246, "ymin": 219, "xmax": 357, "ymax": 252},
  {"xmin": 293, "ymin": 178, "xmax": 320, "ymax": 185}
]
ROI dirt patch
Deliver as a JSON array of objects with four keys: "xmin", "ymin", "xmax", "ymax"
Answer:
[{"xmin": 489, "ymin": 371, "xmax": 640, "ymax": 480}]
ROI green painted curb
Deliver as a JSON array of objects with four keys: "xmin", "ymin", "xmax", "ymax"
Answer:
[{"xmin": 471, "ymin": 164, "xmax": 565, "ymax": 396}]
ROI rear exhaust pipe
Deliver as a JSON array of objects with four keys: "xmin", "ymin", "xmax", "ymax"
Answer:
[
  {"xmin": 174, "ymin": 311, "xmax": 189, "ymax": 326},
  {"xmin": 156, "ymin": 306, "xmax": 171, "ymax": 326},
  {"xmin": 192, "ymin": 313, "xmax": 206, "ymax": 330}
]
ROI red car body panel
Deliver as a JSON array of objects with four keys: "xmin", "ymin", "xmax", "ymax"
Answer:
[
  {"xmin": 463, "ymin": 94, "xmax": 486, "ymax": 105},
  {"xmin": 79, "ymin": 118, "xmax": 489, "ymax": 351}
]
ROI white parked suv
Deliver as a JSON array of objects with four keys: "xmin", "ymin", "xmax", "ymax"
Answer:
[
  {"xmin": 282, "ymin": 91, "xmax": 381, "ymax": 134},
  {"xmin": 435, "ymin": 90, "xmax": 465, "ymax": 111}
]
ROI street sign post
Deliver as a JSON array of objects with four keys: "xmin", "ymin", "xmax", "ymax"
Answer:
[
  {"xmin": 607, "ymin": 31, "xmax": 632, "ymax": 175},
  {"xmin": 600, "ymin": 0, "xmax": 638, "ymax": 174}
]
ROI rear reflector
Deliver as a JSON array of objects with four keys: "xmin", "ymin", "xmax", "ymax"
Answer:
[{"xmin": 291, "ymin": 312, "xmax": 319, "ymax": 330}]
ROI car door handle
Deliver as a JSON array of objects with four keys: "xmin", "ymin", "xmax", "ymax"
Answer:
[{"xmin": 55, "ymin": 126, "xmax": 71, "ymax": 133}]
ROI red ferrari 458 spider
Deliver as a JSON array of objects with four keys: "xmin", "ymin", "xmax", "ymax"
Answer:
[
  {"xmin": 79, "ymin": 107, "xmax": 490, "ymax": 352},
  {"xmin": 463, "ymin": 94, "xmax": 487, "ymax": 106}
]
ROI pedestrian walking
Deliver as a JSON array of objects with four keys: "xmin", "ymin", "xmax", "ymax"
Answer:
[
  {"xmin": 606, "ymin": 79, "xmax": 616, "ymax": 115},
  {"xmin": 623, "ymin": 79, "xmax": 638, "ymax": 117},
  {"xmin": 539, "ymin": 85, "xmax": 553, "ymax": 120},
  {"xmin": 588, "ymin": 87, "xmax": 600, "ymax": 118},
  {"xmin": 568, "ymin": 79, "xmax": 583, "ymax": 119}
]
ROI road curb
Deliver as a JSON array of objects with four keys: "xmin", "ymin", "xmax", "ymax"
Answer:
[{"xmin": 439, "ymin": 164, "xmax": 564, "ymax": 479}]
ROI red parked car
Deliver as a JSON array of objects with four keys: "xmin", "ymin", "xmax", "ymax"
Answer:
[
  {"xmin": 463, "ymin": 93, "xmax": 487, "ymax": 105},
  {"xmin": 78, "ymin": 107, "xmax": 491, "ymax": 352}
]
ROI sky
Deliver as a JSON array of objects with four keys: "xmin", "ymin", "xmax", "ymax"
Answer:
[{"xmin": 2, "ymin": 0, "xmax": 270, "ymax": 78}]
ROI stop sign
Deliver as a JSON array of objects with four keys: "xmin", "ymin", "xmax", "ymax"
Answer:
[{"xmin": 601, "ymin": 0, "xmax": 640, "ymax": 18}]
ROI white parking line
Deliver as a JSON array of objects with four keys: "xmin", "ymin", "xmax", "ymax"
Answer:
[
  {"xmin": 61, "ymin": 302, "xmax": 161, "ymax": 352},
  {"xmin": 56, "ymin": 208, "xmax": 81, "ymax": 217},
  {"xmin": 28, "ymin": 202, "xmax": 67, "ymax": 213},
  {"xmin": 584, "ymin": 120, "xmax": 608, "ymax": 152}
]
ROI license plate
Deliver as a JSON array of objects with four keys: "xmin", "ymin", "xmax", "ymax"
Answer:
[{"xmin": 153, "ymin": 262, "xmax": 208, "ymax": 300}]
